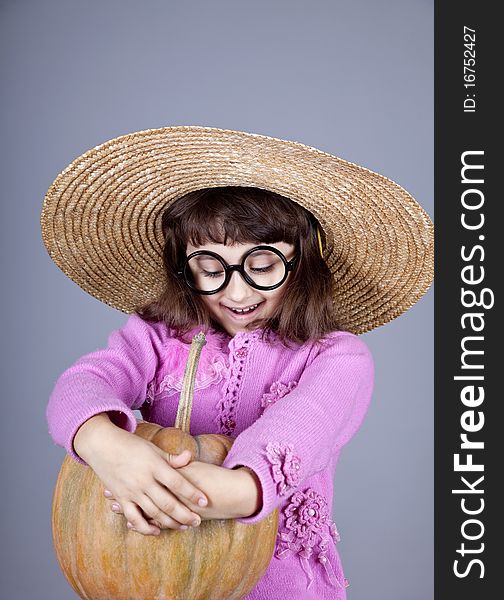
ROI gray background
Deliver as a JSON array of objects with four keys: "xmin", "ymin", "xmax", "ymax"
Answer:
[{"xmin": 0, "ymin": 1, "xmax": 433, "ymax": 598}]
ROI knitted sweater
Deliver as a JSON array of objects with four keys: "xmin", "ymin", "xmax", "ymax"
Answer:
[{"xmin": 47, "ymin": 314, "xmax": 374, "ymax": 600}]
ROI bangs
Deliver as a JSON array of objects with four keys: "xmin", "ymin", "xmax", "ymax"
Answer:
[
  {"xmin": 183, "ymin": 214, "xmax": 299, "ymax": 247},
  {"xmin": 174, "ymin": 187, "xmax": 311, "ymax": 248}
]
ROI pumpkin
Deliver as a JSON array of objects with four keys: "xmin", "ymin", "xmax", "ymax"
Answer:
[{"xmin": 51, "ymin": 333, "xmax": 278, "ymax": 599}]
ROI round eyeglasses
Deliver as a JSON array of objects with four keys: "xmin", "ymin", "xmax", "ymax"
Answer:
[{"xmin": 179, "ymin": 245, "xmax": 298, "ymax": 295}]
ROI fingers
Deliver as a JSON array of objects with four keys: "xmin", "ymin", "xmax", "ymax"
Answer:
[
  {"xmin": 107, "ymin": 487, "xmax": 202, "ymax": 535},
  {"xmin": 154, "ymin": 463, "xmax": 208, "ymax": 509},
  {"xmin": 99, "ymin": 445, "xmax": 206, "ymax": 537},
  {"xmin": 121, "ymin": 493, "xmax": 200, "ymax": 537},
  {"xmin": 145, "ymin": 484, "xmax": 202, "ymax": 529},
  {"xmin": 122, "ymin": 502, "xmax": 161, "ymax": 536},
  {"xmin": 103, "ymin": 449, "xmax": 192, "ymax": 500},
  {"xmin": 164, "ymin": 449, "xmax": 193, "ymax": 468},
  {"xmin": 107, "ymin": 498, "xmax": 188, "ymax": 533}
]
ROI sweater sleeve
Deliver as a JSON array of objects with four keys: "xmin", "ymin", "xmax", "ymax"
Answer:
[
  {"xmin": 221, "ymin": 332, "xmax": 374, "ymax": 524},
  {"xmin": 46, "ymin": 314, "xmax": 164, "ymax": 465}
]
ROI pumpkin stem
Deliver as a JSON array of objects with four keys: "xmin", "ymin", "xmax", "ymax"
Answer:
[{"xmin": 175, "ymin": 332, "xmax": 207, "ymax": 432}]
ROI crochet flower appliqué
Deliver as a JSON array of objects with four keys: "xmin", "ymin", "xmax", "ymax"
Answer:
[
  {"xmin": 261, "ymin": 380, "xmax": 298, "ymax": 410},
  {"xmin": 265, "ymin": 442, "xmax": 301, "ymax": 496},
  {"xmin": 276, "ymin": 488, "xmax": 347, "ymax": 591}
]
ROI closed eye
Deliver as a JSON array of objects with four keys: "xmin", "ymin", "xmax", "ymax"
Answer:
[
  {"xmin": 201, "ymin": 269, "xmax": 224, "ymax": 278},
  {"xmin": 249, "ymin": 264, "xmax": 274, "ymax": 273}
]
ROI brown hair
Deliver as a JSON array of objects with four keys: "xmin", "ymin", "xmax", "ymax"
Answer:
[{"xmin": 135, "ymin": 186, "xmax": 344, "ymax": 343}]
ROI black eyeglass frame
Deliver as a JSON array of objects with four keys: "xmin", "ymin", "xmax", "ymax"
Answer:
[{"xmin": 178, "ymin": 245, "xmax": 298, "ymax": 295}]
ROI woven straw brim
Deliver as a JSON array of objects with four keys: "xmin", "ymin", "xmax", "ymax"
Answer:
[{"xmin": 40, "ymin": 125, "xmax": 434, "ymax": 334}]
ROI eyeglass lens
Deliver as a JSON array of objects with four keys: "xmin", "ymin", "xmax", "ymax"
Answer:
[{"xmin": 185, "ymin": 249, "xmax": 287, "ymax": 292}]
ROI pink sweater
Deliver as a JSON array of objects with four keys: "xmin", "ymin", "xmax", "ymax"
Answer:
[{"xmin": 47, "ymin": 314, "xmax": 374, "ymax": 599}]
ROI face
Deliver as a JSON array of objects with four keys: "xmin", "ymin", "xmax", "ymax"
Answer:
[{"xmin": 185, "ymin": 241, "xmax": 296, "ymax": 336}]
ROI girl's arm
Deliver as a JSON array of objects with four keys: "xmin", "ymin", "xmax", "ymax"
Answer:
[
  {"xmin": 219, "ymin": 332, "xmax": 374, "ymax": 525},
  {"xmin": 47, "ymin": 315, "xmax": 209, "ymax": 536},
  {"xmin": 172, "ymin": 462, "xmax": 262, "ymax": 520},
  {"xmin": 47, "ymin": 313, "xmax": 162, "ymax": 464}
]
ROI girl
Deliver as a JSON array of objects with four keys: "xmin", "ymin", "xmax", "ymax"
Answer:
[{"xmin": 43, "ymin": 126, "xmax": 433, "ymax": 599}]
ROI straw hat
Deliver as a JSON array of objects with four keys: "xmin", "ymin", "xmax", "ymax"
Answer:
[{"xmin": 40, "ymin": 125, "xmax": 433, "ymax": 334}]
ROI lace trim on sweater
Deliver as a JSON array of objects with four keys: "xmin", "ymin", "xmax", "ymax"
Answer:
[
  {"xmin": 215, "ymin": 330, "xmax": 262, "ymax": 436},
  {"xmin": 147, "ymin": 355, "xmax": 229, "ymax": 401},
  {"xmin": 145, "ymin": 332, "xmax": 230, "ymax": 403},
  {"xmin": 276, "ymin": 488, "xmax": 347, "ymax": 591}
]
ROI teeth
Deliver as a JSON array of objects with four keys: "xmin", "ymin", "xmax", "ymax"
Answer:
[{"xmin": 230, "ymin": 304, "xmax": 258, "ymax": 314}]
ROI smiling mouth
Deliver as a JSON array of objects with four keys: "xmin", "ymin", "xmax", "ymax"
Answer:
[{"xmin": 223, "ymin": 302, "xmax": 262, "ymax": 315}]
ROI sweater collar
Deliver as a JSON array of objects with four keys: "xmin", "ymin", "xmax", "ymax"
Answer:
[{"xmin": 183, "ymin": 324, "xmax": 282, "ymax": 352}]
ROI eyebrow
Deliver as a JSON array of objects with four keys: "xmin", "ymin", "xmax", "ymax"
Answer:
[{"xmin": 193, "ymin": 255, "xmax": 223, "ymax": 263}]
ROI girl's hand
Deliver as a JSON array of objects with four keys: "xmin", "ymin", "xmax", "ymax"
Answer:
[
  {"xmin": 80, "ymin": 422, "xmax": 208, "ymax": 537},
  {"xmin": 177, "ymin": 461, "xmax": 262, "ymax": 520},
  {"xmin": 105, "ymin": 461, "xmax": 262, "ymax": 523}
]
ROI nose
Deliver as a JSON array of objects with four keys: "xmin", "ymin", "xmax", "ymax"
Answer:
[{"xmin": 225, "ymin": 270, "xmax": 254, "ymax": 303}]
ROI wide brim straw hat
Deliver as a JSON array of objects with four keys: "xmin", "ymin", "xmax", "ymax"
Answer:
[{"xmin": 41, "ymin": 125, "xmax": 433, "ymax": 334}]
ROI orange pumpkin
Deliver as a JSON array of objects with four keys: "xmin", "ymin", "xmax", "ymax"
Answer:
[{"xmin": 51, "ymin": 333, "xmax": 278, "ymax": 599}]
